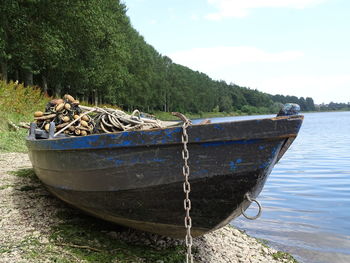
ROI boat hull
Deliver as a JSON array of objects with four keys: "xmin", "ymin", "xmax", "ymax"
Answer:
[{"xmin": 26, "ymin": 115, "xmax": 303, "ymax": 237}]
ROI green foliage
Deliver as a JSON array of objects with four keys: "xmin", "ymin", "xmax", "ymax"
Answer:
[
  {"xmin": 319, "ymin": 102, "xmax": 350, "ymax": 111},
  {"xmin": 272, "ymin": 251, "xmax": 299, "ymax": 263},
  {"xmin": 0, "ymin": 184, "xmax": 14, "ymax": 190},
  {"xmin": 0, "ymin": 1, "xmax": 324, "ymax": 115},
  {"xmin": 10, "ymin": 168, "xmax": 37, "ymax": 179},
  {"xmin": 0, "ymin": 80, "xmax": 49, "ymax": 152},
  {"xmin": 0, "ymin": 80, "xmax": 48, "ymax": 120},
  {"xmin": 256, "ymin": 238, "xmax": 270, "ymax": 248},
  {"xmin": 270, "ymin": 95, "xmax": 317, "ymax": 112},
  {"xmin": 0, "ymin": 129, "xmax": 28, "ymax": 152}
]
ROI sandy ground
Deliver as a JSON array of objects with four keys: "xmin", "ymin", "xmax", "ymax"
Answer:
[{"xmin": 0, "ymin": 152, "xmax": 296, "ymax": 263}]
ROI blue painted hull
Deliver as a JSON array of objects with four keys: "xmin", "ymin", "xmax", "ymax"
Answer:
[{"xmin": 26, "ymin": 115, "xmax": 303, "ymax": 237}]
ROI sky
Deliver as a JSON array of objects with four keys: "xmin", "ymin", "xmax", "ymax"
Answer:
[{"xmin": 125, "ymin": 0, "xmax": 350, "ymax": 104}]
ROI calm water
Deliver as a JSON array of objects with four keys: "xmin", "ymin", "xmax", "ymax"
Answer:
[{"xmin": 197, "ymin": 112, "xmax": 350, "ymax": 263}]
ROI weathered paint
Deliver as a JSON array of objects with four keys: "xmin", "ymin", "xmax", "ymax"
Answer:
[
  {"xmin": 229, "ymin": 158, "xmax": 243, "ymax": 171},
  {"xmin": 214, "ymin": 124, "xmax": 224, "ymax": 130},
  {"xmin": 26, "ymin": 115, "xmax": 303, "ymax": 237},
  {"xmin": 27, "ymin": 115, "xmax": 304, "ymax": 151},
  {"xmin": 229, "ymin": 161, "xmax": 236, "ymax": 171},
  {"xmin": 258, "ymin": 145, "xmax": 280, "ymax": 169}
]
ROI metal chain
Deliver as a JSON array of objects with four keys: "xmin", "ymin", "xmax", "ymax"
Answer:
[
  {"xmin": 181, "ymin": 117, "xmax": 193, "ymax": 263},
  {"xmin": 171, "ymin": 112, "xmax": 193, "ymax": 263}
]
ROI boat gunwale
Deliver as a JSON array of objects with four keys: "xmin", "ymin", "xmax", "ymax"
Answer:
[{"xmin": 26, "ymin": 115, "xmax": 304, "ymax": 151}]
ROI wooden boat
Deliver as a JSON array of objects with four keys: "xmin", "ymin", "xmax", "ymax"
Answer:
[{"xmin": 26, "ymin": 113, "xmax": 303, "ymax": 238}]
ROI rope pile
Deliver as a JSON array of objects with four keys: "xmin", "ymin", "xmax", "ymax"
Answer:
[
  {"xmin": 91, "ymin": 108, "xmax": 163, "ymax": 133},
  {"xmin": 33, "ymin": 94, "xmax": 171, "ymax": 137}
]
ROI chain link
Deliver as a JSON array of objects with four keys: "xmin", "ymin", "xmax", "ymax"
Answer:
[
  {"xmin": 181, "ymin": 117, "xmax": 193, "ymax": 263},
  {"xmin": 171, "ymin": 112, "xmax": 193, "ymax": 263}
]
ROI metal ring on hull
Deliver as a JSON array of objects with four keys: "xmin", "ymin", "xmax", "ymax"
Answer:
[{"xmin": 241, "ymin": 193, "xmax": 262, "ymax": 220}]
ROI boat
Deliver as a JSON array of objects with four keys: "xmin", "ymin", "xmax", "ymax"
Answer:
[{"xmin": 26, "ymin": 109, "xmax": 303, "ymax": 238}]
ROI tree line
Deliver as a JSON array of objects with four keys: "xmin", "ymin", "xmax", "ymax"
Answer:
[
  {"xmin": 318, "ymin": 102, "xmax": 350, "ymax": 111},
  {"xmin": 0, "ymin": 0, "xmax": 318, "ymax": 114}
]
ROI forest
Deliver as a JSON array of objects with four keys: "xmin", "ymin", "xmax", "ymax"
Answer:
[{"xmin": 0, "ymin": 0, "xmax": 317, "ymax": 114}]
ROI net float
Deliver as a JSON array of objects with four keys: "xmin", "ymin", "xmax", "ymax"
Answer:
[
  {"xmin": 82, "ymin": 115, "xmax": 89, "ymax": 121},
  {"xmin": 62, "ymin": 116, "xmax": 70, "ymax": 122},
  {"xmin": 64, "ymin": 103, "xmax": 71, "ymax": 110},
  {"xmin": 55, "ymin": 103, "xmax": 65, "ymax": 112},
  {"xmin": 64, "ymin": 94, "xmax": 75, "ymax": 102},
  {"xmin": 50, "ymin": 98, "xmax": 64, "ymax": 105},
  {"xmin": 80, "ymin": 120, "xmax": 88, "ymax": 127},
  {"xmin": 74, "ymin": 129, "xmax": 81, "ymax": 135}
]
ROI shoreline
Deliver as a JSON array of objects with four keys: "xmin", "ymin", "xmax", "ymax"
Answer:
[
  {"xmin": 0, "ymin": 152, "xmax": 298, "ymax": 262},
  {"xmin": 154, "ymin": 109, "xmax": 350, "ymax": 121}
]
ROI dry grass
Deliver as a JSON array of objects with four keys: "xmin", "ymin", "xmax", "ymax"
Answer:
[{"xmin": 0, "ymin": 80, "xmax": 49, "ymax": 152}]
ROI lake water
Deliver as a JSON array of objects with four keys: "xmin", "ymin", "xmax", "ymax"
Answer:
[{"xmin": 197, "ymin": 112, "xmax": 350, "ymax": 263}]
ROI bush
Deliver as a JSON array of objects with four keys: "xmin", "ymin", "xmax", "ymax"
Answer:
[
  {"xmin": 0, "ymin": 80, "xmax": 49, "ymax": 122},
  {"xmin": 0, "ymin": 80, "xmax": 49, "ymax": 152}
]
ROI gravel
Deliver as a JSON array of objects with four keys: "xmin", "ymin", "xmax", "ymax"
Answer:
[{"xmin": 0, "ymin": 153, "xmax": 296, "ymax": 263}]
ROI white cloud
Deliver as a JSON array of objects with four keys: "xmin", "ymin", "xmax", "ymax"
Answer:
[
  {"xmin": 169, "ymin": 46, "xmax": 303, "ymax": 71},
  {"xmin": 167, "ymin": 46, "xmax": 350, "ymax": 103},
  {"xmin": 206, "ymin": 0, "xmax": 327, "ymax": 20},
  {"xmin": 255, "ymin": 74, "xmax": 350, "ymax": 104},
  {"xmin": 190, "ymin": 14, "xmax": 200, "ymax": 21}
]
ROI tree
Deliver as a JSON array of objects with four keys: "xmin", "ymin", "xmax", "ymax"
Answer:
[
  {"xmin": 0, "ymin": 0, "xmax": 319, "ymax": 114},
  {"xmin": 305, "ymin": 97, "xmax": 315, "ymax": 111}
]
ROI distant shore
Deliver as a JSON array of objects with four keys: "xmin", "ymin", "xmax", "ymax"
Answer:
[{"xmin": 154, "ymin": 109, "xmax": 350, "ymax": 121}]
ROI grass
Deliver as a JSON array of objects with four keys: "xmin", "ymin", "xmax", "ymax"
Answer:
[
  {"xmin": 0, "ymin": 128, "xmax": 29, "ymax": 152},
  {"xmin": 48, "ymin": 223, "xmax": 184, "ymax": 263},
  {"xmin": 272, "ymin": 251, "xmax": 299, "ymax": 263},
  {"xmin": 0, "ymin": 80, "xmax": 49, "ymax": 153},
  {"xmin": 9, "ymin": 168, "xmax": 40, "ymax": 191},
  {"xmin": 12, "ymin": 208, "xmax": 185, "ymax": 262},
  {"xmin": 0, "ymin": 184, "xmax": 15, "ymax": 190},
  {"xmin": 2, "ymin": 167, "xmax": 186, "ymax": 262},
  {"xmin": 49, "ymin": 209, "xmax": 185, "ymax": 263},
  {"xmin": 10, "ymin": 168, "xmax": 38, "ymax": 180},
  {"xmin": 256, "ymin": 238, "xmax": 270, "ymax": 248}
]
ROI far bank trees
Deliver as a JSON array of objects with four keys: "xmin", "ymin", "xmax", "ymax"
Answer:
[{"xmin": 0, "ymin": 0, "xmax": 316, "ymax": 113}]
